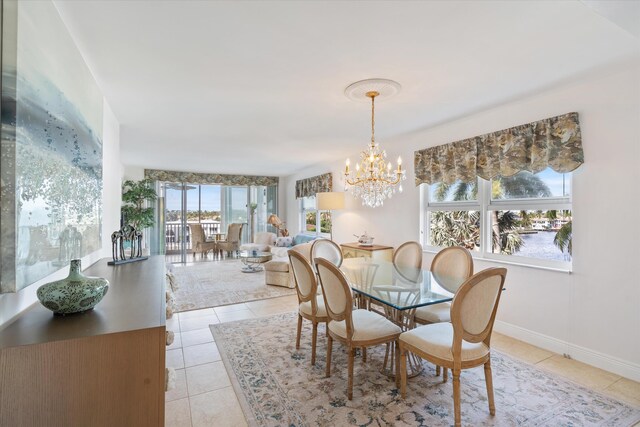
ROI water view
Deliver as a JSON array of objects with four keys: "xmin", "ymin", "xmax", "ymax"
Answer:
[{"xmin": 513, "ymin": 231, "xmax": 571, "ymax": 262}]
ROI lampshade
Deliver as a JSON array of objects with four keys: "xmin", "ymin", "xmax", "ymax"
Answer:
[
  {"xmin": 317, "ymin": 192, "xmax": 345, "ymax": 210},
  {"xmin": 267, "ymin": 214, "xmax": 282, "ymax": 226}
]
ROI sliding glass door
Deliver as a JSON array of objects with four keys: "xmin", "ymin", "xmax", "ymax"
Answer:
[{"xmin": 157, "ymin": 182, "xmax": 278, "ymax": 263}]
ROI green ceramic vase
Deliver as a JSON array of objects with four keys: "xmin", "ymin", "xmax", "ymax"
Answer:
[{"xmin": 37, "ymin": 259, "xmax": 109, "ymax": 315}]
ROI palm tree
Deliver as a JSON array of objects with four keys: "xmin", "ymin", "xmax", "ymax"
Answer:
[{"xmin": 430, "ymin": 172, "xmax": 554, "ymax": 255}]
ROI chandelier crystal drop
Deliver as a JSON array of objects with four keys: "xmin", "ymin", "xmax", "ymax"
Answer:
[{"xmin": 344, "ymin": 85, "xmax": 405, "ymax": 208}]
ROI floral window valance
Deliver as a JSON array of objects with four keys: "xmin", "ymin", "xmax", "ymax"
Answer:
[
  {"xmin": 295, "ymin": 172, "xmax": 332, "ymax": 199},
  {"xmin": 144, "ymin": 169, "xmax": 279, "ymax": 187},
  {"xmin": 414, "ymin": 112, "xmax": 583, "ymax": 186}
]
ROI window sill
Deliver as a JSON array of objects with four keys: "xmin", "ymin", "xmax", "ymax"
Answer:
[{"xmin": 422, "ymin": 249, "xmax": 572, "ymax": 274}]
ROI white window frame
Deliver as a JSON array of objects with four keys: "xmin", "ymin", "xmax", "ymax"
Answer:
[
  {"xmin": 299, "ymin": 196, "xmax": 330, "ymax": 238},
  {"xmin": 420, "ymin": 175, "xmax": 572, "ymax": 271}
]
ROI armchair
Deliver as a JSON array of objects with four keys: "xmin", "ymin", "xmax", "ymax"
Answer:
[
  {"xmin": 217, "ymin": 223, "xmax": 244, "ymax": 258},
  {"xmin": 188, "ymin": 224, "xmax": 217, "ymax": 258}
]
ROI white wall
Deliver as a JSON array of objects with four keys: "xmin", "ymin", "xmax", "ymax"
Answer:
[
  {"xmin": 0, "ymin": 100, "xmax": 122, "ymax": 328},
  {"xmin": 284, "ymin": 59, "xmax": 640, "ymax": 380}
]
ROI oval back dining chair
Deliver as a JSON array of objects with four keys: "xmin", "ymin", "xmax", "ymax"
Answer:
[
  {"xmin": 399, "ymin": 267, "xmax": 507, "ymax": 427},
  {"xmin": 311, "ymin": 239, "xmax": 343, "ymax": 272},
  {"xmin": 288, "ymin": 250, "xmax": 328, "ymax": 366},
  {"xmin": 393, "ymin": 241, "xmax": 423, "ymax": 269},
  {"xmin": 414, "ymin": 246, "xmax": 473, "ymax": 326},
  {"xmin": 393, "ymin": 241, "xmax": 423, "ymax": 283},
  {"xmin": 315, "ymin": 257, "xmax": 402, "ymax": 400}
]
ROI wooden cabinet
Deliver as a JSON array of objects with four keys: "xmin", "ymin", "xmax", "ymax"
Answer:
[
  {"xmin": 340, "ymin": 243, "xmax": 394, "ymax": 262},
  {"xmin": 0, "ymin": 256, "xmax": 166, "ymax": 427}
]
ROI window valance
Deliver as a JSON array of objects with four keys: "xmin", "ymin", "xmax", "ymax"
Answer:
[
  {"xmin": 144, "ymin": 169, "xmax": 279, "ymax": 187},
  {"xmin": 414, "ymin": 112, "xmax": 583, "ymax": 186},
  {"xmin": 295, "ymin": 172, "xmax": 332, "ymax": 199}
]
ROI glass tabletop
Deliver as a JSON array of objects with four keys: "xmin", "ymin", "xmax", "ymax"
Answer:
[
  {"xmin": 238, "ymin": 251, "xmax": 272, "ymax": 260},
  {"xmin": 339, "ymin": 258, "xmax": 465, "ymax": 311}
]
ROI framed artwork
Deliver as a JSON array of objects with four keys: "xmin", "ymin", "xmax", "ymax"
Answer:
[{"xmin": 1, "ymin": 0, "xmax": 103, "ymax": 292}]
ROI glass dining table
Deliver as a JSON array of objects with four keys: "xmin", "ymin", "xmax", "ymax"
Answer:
[{"xmin": 339, "ymin": 257, "xmax": 465, "ymax": 378}]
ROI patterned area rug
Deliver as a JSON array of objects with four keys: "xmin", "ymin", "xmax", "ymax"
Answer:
[
  {"xmin": 211, "ymin": 313, "xmax": 640, "ymax": 427},
  {"xmin": 171, "ymin": 260, "xmax": 295, "ymax": 312}
]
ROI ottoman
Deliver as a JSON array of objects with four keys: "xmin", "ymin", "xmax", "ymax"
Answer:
[{"xmin": 264, "ymin": 258, "xmax": 293, "ymax": 288}]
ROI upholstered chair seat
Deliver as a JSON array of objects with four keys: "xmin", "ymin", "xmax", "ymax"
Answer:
[
  {"xmin": 328, "ymin": 309, "xmax": 401, "ymax": 342},
  {"xmin": 400, "ymin": 322, "xmax": 489, "ymax": 362},
  {"xmin": 414, "ymin": 302, "xmax": 451, "ymax": 324}
]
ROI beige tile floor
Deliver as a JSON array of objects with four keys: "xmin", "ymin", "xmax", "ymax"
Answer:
[{"xmin": 165, "ymin": 294, "xmax": 640, "ymax": 427}]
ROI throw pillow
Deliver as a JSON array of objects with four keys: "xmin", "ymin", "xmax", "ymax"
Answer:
[{"xmin": 276, "ymin": 236, "xmax": 293, "ymax": 247}]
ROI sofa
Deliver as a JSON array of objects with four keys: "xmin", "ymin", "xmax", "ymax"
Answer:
[
  {"xmin": 264, "ymin": 234, "xmax": 317, "ymax": 288},
  {"xmin": 240, "ymin": 232, "xmax": 277, "ymax": 253}
]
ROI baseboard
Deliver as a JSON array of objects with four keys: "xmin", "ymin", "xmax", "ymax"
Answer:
[{"xmin": 494, "ymin": 320, "xmax": 640, "ymax": 382}]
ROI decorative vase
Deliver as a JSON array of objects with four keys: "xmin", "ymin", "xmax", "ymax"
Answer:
[{"xmin": 37, "ymin": 259, "xmax": 109, "ymax": 315}]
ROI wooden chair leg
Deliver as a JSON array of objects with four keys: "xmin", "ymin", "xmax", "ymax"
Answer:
[
  {"xmin": 394, "ymin": 340, "xmax": 401, "ymax": 388},
  {"xmin": 311, "ymin": 322, "xmax": 318, "ymax": 366},
  {"xmin": 443, "ymin": 367, "xmax": 448, "ymax": 382},
  {"xmin": 436, "ymin": 365, "xmax": 441, "ymax": 376},
  {"xmin": 484, "ymin": 359, "xmax": 496, "ymax": 416},
  {"xmin": 400, "ymin": 344, "xmax": 407, "ymax": 398},
  {"xmin": 325, "ymin": 336, "xmax": 333, "ymax": 377},
  {"xmin": 453, "ymin": 370, "xmax": 461, "ymax": 427},
  {"xmin": 362, "ymin": 347, "xmax": 367, "ymax": 363},
  {"xmin": 347, "ymin": 347, "xmax": 355, "ymax": 400},
  {"xmin": 295, "ymin": 315, "xmax": 302, "ymax": 350}
]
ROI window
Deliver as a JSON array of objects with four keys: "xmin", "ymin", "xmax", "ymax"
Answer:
[
  {"xmin": 299, "ymin": 196, "xmax": 331, "ymax": 236},
  {"xmin": 422, "ymin": 168, "xmax": 572, "ymax": 269}
]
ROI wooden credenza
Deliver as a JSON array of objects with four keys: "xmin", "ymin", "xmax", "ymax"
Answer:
[
  {"xmin": 0, "ymin": 256, "xmax": 166, "ymax": 427},
  {"xmin": 340, "ymin": 243, "xmax": 394, "ymax": 262}
]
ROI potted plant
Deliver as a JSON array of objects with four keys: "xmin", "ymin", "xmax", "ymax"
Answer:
[{"xmin": 121, "ymin": 179, "xmax": 158, "ymax": 255}]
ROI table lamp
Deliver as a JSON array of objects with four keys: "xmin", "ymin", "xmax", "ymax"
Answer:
[{"xmin": 316, "ymin": 192, "xmax": 345, "ymax": 241}]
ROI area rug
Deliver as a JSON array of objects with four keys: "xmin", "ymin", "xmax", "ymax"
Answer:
[
  {"xmin": 210, "ymin": 313, "xmax": 640, "ymax": 427},
  {"xmin": 171, "ymin": 260, "xmax": 295, "ymax": 312}
]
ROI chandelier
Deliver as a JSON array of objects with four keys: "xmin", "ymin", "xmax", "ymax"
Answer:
[{"xmin": 344, "ymin": 79, "xmax": 405, "ymax": 208}]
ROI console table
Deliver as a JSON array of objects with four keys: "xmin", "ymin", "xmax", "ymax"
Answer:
[
  {"xmin": 340, "ymin": 243, "xmax": 394, "ymax": 262},
  {"xmin": 0, "ymin": 256, "xmax": 166, "ymax": 427}
]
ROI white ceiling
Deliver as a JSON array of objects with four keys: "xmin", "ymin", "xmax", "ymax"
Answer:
[{"xmin": 54, "ymin": 0, "xmax": 640, "ymax": 177}]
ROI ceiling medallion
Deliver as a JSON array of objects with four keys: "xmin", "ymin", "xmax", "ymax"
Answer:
[{"xmin": 344, "ymin": 79, "xmax": 405, "ymax": 208}]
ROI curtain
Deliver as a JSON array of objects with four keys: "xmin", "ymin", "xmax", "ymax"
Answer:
[
  {"xmin": 295, "ymin": 172, "xmax": 332, "ymax": 198},
  {"xmin": 144, "ymin": 169, "xmax": 278, "ymax": 186},
  {"xmin": 414, "ymin": 112, "xmax": 583, "ymax": 185}
]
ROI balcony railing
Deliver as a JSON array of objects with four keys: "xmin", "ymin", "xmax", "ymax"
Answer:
[{"xmin": 165, "ymin": 221, "xmax": 222, "ymax": 252}]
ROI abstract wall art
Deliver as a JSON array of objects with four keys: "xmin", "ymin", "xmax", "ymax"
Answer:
[{"xmin": 1, "ymin": 0, "xmax": 104, "ymax": 293}]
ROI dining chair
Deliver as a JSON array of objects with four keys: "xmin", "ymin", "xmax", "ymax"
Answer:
[
  {"xmin": 217, "ymin": 223, "xmax": 244, "ymax": 258},
  {"xmin": 414, "ymin": 246, "xmax": 473, "ymax": 378},
  {"xmin": 414, "ymin": 246, "xmax": 473, "ymax": 326},
  {"xmin": 399, "ymin": 267, "xmax": 507, "ymax": 427},
  {"xmin": 288, "ymin": 250, "xmax": 329, "ymax": 366},
  {"xmin": 188, "ymin": 224, "xmax": 216, "ymax": 259},
  {"xmin": 392, "ymin": 240, "xmax": 423, "ymax": 285},
  {"xmin": 314, "ymin": 257, "xmax": 402, "ymax": 400},
  {"xmin": 311, "ymin": 239, "xmax": 343, "ymax": 272}
]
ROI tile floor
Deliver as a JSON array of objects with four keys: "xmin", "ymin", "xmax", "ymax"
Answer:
[{"xmin": 165, "ymin": 294, "xmax": 640, "ymax": 427}]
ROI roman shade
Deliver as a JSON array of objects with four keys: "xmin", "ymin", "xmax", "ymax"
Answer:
[
  {"xmin": 414, "ymin": 112, "xmax": 583, "ymax": 186},
  {"xmin": 295, "ymin": 172, "xmax": 332, "ymax": 199}
]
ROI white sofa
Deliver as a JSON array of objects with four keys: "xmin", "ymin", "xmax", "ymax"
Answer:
[{"xmin": 240, "ymin": 232, "xmax": 277, "ymax": 253}]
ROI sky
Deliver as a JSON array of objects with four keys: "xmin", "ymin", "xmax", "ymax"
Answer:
[{"xmin": 166, "ymin": 185, "xmax": 222, "ymax": 211}]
